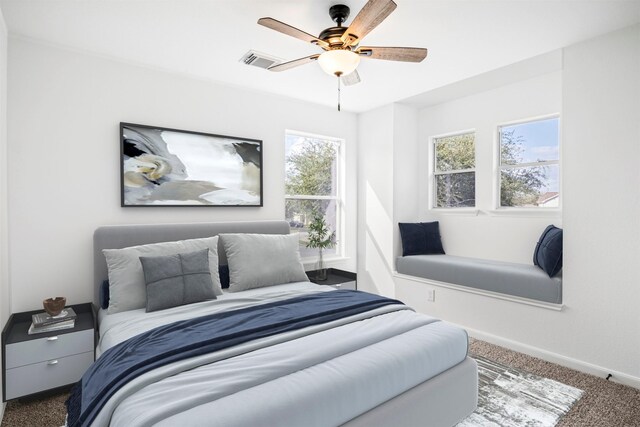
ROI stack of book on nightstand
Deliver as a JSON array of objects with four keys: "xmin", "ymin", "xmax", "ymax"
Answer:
[{"xmin": 28, "ymin": 307, "xmax": 77, "ymax": 335}]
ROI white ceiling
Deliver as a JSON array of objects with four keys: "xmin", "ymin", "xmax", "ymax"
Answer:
[{"xmin": 1, "ymin": 0, "xmax": 639, "ymax": 112}]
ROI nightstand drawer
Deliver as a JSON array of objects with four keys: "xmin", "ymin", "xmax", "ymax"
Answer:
[
  {"xmin": 5, "ymin": 351, "xmax": 93, "ymax": 400},
  {"xmin": 5, "ymin": 329, "xmax": 94, "ymax": 369},
  {"xmin": 308, "ymin": 269, "xmax": 357, "ymax": 290},
  {"xmin": 331, "ymin": 280, "xmax": 356, "ymax": 290}
]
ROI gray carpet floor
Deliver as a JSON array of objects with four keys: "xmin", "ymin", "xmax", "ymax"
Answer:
[
  {"xmin": 469, "ymin": 339, "xmax": 640, "ymax": 427},
  {"xmin": 1, "ymin": 339, "xmax": 639, "ymax": 427}
]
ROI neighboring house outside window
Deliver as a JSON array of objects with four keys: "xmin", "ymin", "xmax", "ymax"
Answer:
[
  {"xmin": 285, "ymin": 131, "xmax": 343, "ymax": 258},
  {"xmin": 432, "ymin": 131, "xmax": 476, "ymax": 208},
  {"xmin": 498, "ymin": 116, "xmax": 560, "ymax": 208}
]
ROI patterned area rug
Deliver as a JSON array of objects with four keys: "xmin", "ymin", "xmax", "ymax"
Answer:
[{"xmin": 459, "ymin": 355, "xmax": 584, "ymax": 427}]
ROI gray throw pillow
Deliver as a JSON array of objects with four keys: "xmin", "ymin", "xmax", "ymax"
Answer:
[
  {"xmin": 140, "ymin": 249, "xmax": 217, "ymax": 312},
  {"xmin": 103, "ymin": 236, "xmax": 222, "ymax": 314},
  {"xmin": 220, "ymin": 233, "xmax": 308, "ymax": 292}
]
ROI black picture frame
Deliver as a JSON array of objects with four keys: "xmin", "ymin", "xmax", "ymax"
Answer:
[{"xmin": 120, "ymin": 122, "xmax": 263, "ymax": 207}]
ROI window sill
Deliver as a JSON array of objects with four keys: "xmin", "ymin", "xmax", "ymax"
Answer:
[
  {"xmin": 427, "ymin": 208, "xmax": 561, "ymax": 219},
  {"xmin": 487, "ymin": 208, "xmax": 561, "ymax": 218},
  {"xmin": 428, "ymin": 208, "xmax": 480, "ymax": 216}
]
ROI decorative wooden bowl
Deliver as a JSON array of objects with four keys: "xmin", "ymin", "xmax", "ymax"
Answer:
[{"xmin": 43, "ymin": 297, "xmax": 66, "ymax": 316}]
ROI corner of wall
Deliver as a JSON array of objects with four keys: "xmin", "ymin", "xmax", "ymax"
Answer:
[
  {"xmin": 356, "ymin": 103, "xmax": 420, "ymax": 297},
  {"xmin": 391, "ymin": 103, "xmax": 420, "ymax": 260},
  {"xmin": 0, "ymin": 2, "xmax": 9, "ymax": 409},
  {"xmin": 356, "ymin": 105, "xmax": 395, "ymax": 297}
]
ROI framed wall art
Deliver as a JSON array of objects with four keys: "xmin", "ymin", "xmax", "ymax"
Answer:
[{"xmin": 120, "ymin": 123, "xmax": 263, "ymax": 207}]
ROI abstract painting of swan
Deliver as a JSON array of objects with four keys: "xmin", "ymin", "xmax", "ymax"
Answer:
[{"xmin": 120, "ymin": 123, "xmax": 262, "ymax": 206}]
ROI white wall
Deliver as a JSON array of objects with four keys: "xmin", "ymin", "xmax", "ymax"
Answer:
[
  {"xmin": 392, "ymin": 104, "xmax": 419, "ymax": 258},
  {"xmin": 393, "ymin": 25, "xmax": 640, "ymax": 386},
  {"xmin": 6, "ymin": 38, "xmax": 358, "ymax": 312},
  {"xmin": 357, "ymin": 104, "xmax": 395, "ymax": 297},
  {"xmin": 0, "ymin": 5, "xmax": 8, "ymax": 411},
  {"xmin": 560, "ymin": 23, "xmax": 640, "ymax": 381},
  {"xmin": 418, "ymin": 71, "xmax": 562, "ymax": 263},
  {"xmin": 357, "ymin": 103, "xmax": 419, "ymax": 298}
]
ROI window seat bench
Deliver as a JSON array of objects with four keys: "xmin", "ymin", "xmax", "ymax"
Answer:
[{"xmin": 396, "ymin": 254, "xmax": 562, "ymax": 304}]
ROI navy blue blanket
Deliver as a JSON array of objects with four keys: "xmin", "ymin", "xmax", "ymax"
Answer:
[{"xmin": 66, "ymin": 290, "xmax": 403, "ymax": 427}]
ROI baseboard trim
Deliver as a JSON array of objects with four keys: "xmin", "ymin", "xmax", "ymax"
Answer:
[{"xmin": 465, "ymin": 327, "xmax": 640, "ymax": 390}]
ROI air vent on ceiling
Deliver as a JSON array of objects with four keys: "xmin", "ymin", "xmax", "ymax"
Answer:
[{"xmin": 240, "ymin": 50, "xmax": 283, "ymax": 70}]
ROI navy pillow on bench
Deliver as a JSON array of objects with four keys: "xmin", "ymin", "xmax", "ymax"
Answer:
[
  {"xmin": 399, "ymin": 222, "xmax": 445, "ymax": 256},
  {"xmin": 534, "ymin": 225, "xmax": 563, "ymax": 277}
]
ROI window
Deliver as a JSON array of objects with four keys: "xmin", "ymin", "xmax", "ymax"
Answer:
[
  {"xmin": 498, "ymin": 116, "xmax": 559, "ymax": 208},
  {"xmin": 432, "ymin": 132, "xmax": 476, "ymax": 208},
  {"xmin": 285, "ymin": 131, "xmax": 343, "ymax": 258}
]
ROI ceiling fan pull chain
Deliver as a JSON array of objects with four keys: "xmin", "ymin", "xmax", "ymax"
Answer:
[{"xmin": 337, "ymin": 72, "xmax": 342, "ymax": 111}]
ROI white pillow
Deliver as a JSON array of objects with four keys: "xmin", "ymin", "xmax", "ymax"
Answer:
[
  {"xmin": 103, "ymin": 236, "xmax": 222, "ymax": 314},
  {"xmin": 220, "ymin": 233, "xmax": 308, "ymax": 292}
]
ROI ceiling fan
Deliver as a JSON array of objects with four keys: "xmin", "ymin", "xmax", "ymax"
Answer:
[{"xmin": 257, "ymin": 0, "xmax": 428, "ymax": 110}]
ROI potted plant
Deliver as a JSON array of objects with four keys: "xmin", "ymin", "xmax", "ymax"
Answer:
[{"xmin": 306, "ymin": 214, "xmax": 336, "ymax": 281}]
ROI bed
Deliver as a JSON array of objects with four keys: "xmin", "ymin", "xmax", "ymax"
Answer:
[{"xmin": 71, "ymin": 220, "xmax": 477, "ymax": 427}]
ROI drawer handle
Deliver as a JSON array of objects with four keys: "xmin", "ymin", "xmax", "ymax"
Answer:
[
  {"xmin": 47, "ymin": 336, "xmax": 59, "ymax": 341},
  {"xmin": 47, "ymin": 360, "xmax": 59, "ymax": 366}
]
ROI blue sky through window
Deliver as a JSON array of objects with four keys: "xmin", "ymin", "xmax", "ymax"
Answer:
[{"xmin": 501, "ymin": 117, "xmax": 559, "ymax": 164}]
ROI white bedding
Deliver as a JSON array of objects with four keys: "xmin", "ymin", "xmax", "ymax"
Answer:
[{"xmin": 94, "ymin": 282, "xmax": 469, "ymax": 427}]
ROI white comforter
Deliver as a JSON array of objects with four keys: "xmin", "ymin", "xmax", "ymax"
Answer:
[{"xmin": 94, "ymin": 283, "xmax": 468, "ymax": 427}]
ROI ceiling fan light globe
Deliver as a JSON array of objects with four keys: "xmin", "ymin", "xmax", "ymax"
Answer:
[{"xmin": 318, "ymin": 50, "xmax": 360, "ymax": 76}]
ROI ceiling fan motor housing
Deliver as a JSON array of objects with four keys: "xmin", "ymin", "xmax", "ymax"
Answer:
[
  {"xmin": 329, "ymin": 4, "xmax": 350, "ymax": 26},
  {"xmin": 320, "ymin": 4, "xmax": 352, "ymax": 48},
  {"xmin": 319, "ymin": 26, "xmax": 349, "ymax": 47}
]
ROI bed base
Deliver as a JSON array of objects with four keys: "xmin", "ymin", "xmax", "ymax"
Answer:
[{"xmin": 343, "ymin": 357, "xmax": 477, "ymax": 427}]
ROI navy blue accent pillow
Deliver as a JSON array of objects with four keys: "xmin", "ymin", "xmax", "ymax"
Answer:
[
  {"xmin": 99, "ymin": 280, "xmax": 110, "ymax": 309},
  {"xmin": 398, "ymin": 222, "xmax": 445, "ymax": 256},
  {"xmin": 534, "ymin": 225, "xmax": 563, "ymax": 277},
  {"xmin": 219, "ymin": 265, "xmax": 230, "ymax": 289}
]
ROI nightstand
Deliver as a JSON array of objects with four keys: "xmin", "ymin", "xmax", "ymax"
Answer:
[
  {"xmin": 308, "ymin": 268, "xmax": 357, "ymax": 290},
  {"xmin": 1, "ymin": 302, "xmax": 96, "ymax": 401}
]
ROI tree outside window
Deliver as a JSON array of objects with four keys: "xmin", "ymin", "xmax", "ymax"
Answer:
[
  {"xmin": 433, "ymin": 132, "xmax": 476, "ymax": 208},
  {"xmin": 285, "ymin": 132, "xmax": 342, "ymax": 258},
  {"xmin": 499, "ymin": 117, "xmax": 560, "ymax": 208}
]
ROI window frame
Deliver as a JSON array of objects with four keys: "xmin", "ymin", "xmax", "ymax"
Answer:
[
  {"xmin": 284, "ymin": 130, "xmax": 345, "ymax": 260},
  {"xmin": 494, "ymin": 114, "xmax": 561, "ymax": 212},
  {"xmin": 429, "ymin": 129, "xmax": 477, "ymax": 211}
]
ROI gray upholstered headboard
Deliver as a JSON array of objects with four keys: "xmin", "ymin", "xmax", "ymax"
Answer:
[{"xmin": 93, "ymin": 220, "xmax": 290, "ymax": 307}]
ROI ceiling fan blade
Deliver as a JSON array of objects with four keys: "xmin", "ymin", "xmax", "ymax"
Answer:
[
  {"xmin": 341, "ymin": 70, "xmax": 361, "ymax": 86},
  {"xmin": 258, "ymin": 17, "xmax": 329, "ymax": 49},
  {"xmin": 341, "ymin": 0, "xmax": 397, "ymax": 47},
  {"xmin": 267, "ymin": 54, "xmax": 320, "ymax": 72},
  {"xmin": 357, "ymin": 46, "xmax": 428, "ymax": 62}
]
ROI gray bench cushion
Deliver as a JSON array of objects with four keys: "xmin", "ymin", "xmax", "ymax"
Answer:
[{"xmin": 396, "ymin": 255, "xmax": 562, "ymax": 304}]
